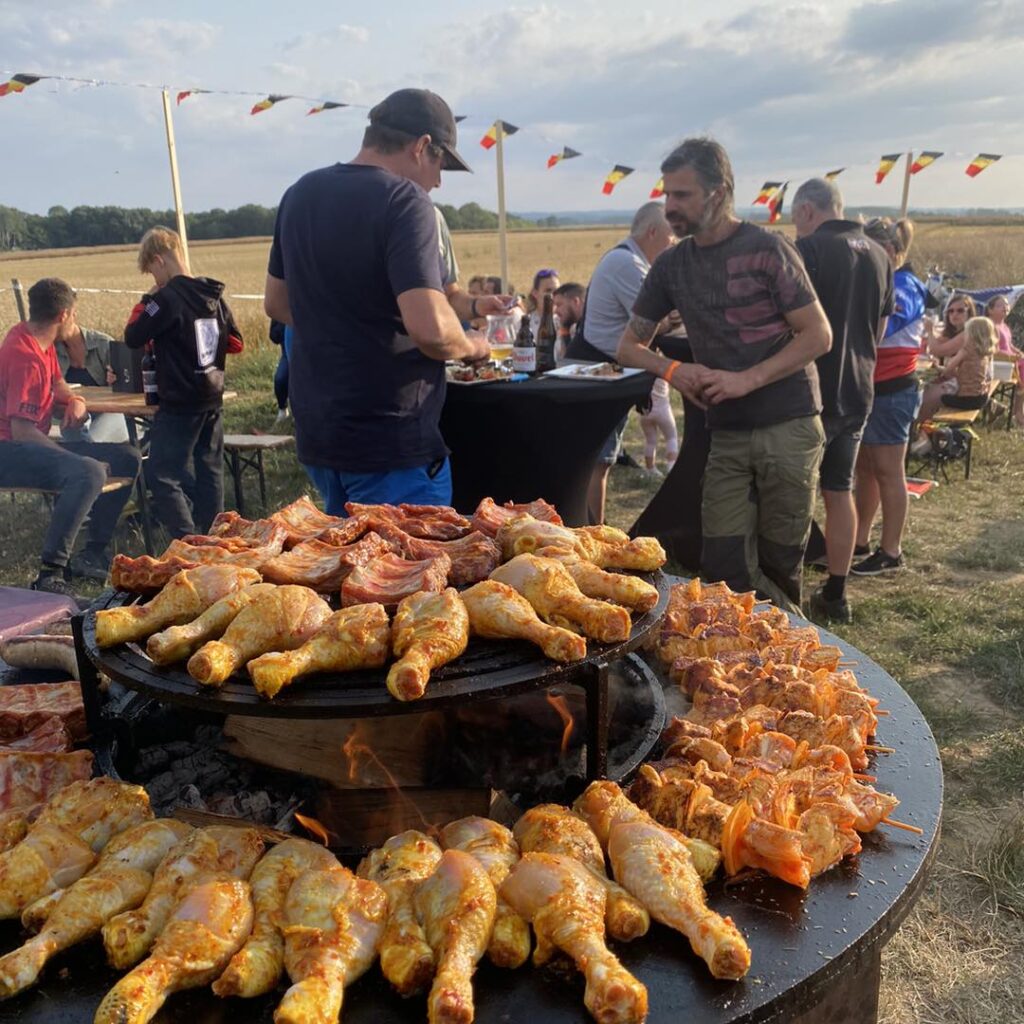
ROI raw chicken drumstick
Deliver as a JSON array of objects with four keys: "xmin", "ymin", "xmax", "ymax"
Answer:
[
  {"xmin": 95, "ymin": 875, "xmax": 254, "ymax": 1024},
  {"xmin": 146, "ymin": 583, "xmax": 276, "ymax": 665},
  {"xmin": 0, "ymin": 820, "xmax": 192, "ymax": 999},
  {"xmin": 440, "ymin": 816, "xmax": 530, "ymax": 969},
  {"xmin": 357, "ymin": 830, "xmax": 442, "ymax": 997},
  {"xmin": 102, "ymin": 825, "xmax": 264, "ymax": 970},
  {"xmin": 387, "ymin": 588, "xmax": 469, "ymax": 702},
  {"xmin": 275, "ymin": 865, "xmax": 387, "ymax": 1024},
  {"xmin": 187, "ymin": 585, "xmax": 332, "ymax": 687},
  {"xmin": 95, "ymin": 565, "xmax": 261, "ymax": 647},
  {"xmin": 414, "ymin": 849, "xmax": 497, "ymax": 1024},
  {"xmin": 213, "ymin": 837, "xmax": 340, "ymax": 999},
  {"xmin": 248, "ymin": 602, "xmax": 391, "ymax": 700},
  {"xmin": 490, "ymin": 554, "xmax": 631, "ymax": 643},
  {"xmin": 513, "ymin": 804, "xmax": 649, "ymax": 942},
  {"xmin": 501, "ymin": 853, "xmax": 648, "ymax": 1024},
  {"xmin": 575, "ymin": 781, "xmax": 751, "ymax": 981},
  {"xmin": 460, "ymin": 580, "xmax": 587, "ymax": 663}
]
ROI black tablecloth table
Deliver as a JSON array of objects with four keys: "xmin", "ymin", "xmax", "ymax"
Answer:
[{"xmin": 441, "ymin": 371, "xmax": 654, "ymax": 526}]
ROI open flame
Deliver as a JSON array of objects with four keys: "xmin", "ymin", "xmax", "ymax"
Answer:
[
  {"xmin": 545, "ymin": 691, "xmax": 575, "ymax": 756},
  {"xmin": 342, "ymin": 724, "xmax": 441, "ymax": 839},
  {"xmin": 294, "ymin": 811, "xmax": 331, "ymax": 847}
]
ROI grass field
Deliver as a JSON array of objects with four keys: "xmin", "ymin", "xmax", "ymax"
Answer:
[{"xmin": 2, "ymin": 224, "xmax": 1023, "ymax": 1022}]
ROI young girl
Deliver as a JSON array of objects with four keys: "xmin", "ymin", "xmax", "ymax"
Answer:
[
  {"xmin": 919, "ymin": 316, "xmax": 995, "ymax": 423},
  {"xmin": 985, "ymin": 294, "xmax": 1024, "ymax": 426}
]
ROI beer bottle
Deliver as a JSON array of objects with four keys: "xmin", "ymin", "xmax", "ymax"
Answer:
[
  {"xmin": 142, "ymin": 342, "xmax": 159, "ymax": 406},
  {"xmin": 513, "ymin": 314, "xmax": 537, "ymax": 375},
  {"xmin": 536, "ymin": 293, "xmax": 557, "ymax": 374}
]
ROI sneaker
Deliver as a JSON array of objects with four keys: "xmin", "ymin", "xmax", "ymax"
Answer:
[
  {"xmin": 67, "ymin": 548, "xmax": 110, "ymax": 583},
  {"xmin": 31, "ymin": 572, "xmax": 85, "ymax": 606},
  {"xmin": 851, "ymin": 547, "xmax": 905, "ymax": 576},
  {"xmin": 854, "ymin": 543, "xmax": 871, "ymax": 558},
  {"xmin": 643, "ymin": 466, "xmax": 664, "ymax": 480},
  {"xmin": 808, "ymin": 586, "xmax": 853, "ymax": 624},
  {"xmin": 273, "ymin": 408, "xmax": 291, "ymax": 427}
]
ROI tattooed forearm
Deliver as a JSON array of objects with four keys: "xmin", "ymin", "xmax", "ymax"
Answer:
[{"xmin": 627, "ymin": 314, "xmax": 659, "ymax": 342}]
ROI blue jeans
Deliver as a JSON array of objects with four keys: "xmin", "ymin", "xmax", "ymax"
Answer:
[
  {"xmin": 862, "ymin": 385, "xmax": 922, "ymax": 446},
  {"xmin": 303, "ymin": 458, "xmax": 452, "ymax": 515}
]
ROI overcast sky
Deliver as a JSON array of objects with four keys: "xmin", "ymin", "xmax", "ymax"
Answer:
[{"xmin": 2, "ymin": 0, "xmax": 1022, "ymax": 215}]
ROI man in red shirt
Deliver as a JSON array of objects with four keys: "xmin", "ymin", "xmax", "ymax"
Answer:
[{"xmin": 0, "ymin": 278, "xmax": 141, "ymax": 596}]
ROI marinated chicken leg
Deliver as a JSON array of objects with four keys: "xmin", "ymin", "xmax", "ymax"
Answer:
[
  {"xmin": 0, "ymin": 820, "xmax": 191, "ymax": 999},
  {"xmin": 187, "ymin": 585, "xmax": 332, "ymax": 688},
  {"xmin": 95, "ymin": 875, "xmax": 254, "ymax": 1024},
  {"xmin": 501, "ymin": 853, "xmax": 648, "ymax": 1024},
  {"xmin": 0, "ymin": 779, "xmax": 152, "ymax": 919},
  {"xmin": 387, "ymin": 589, "xmax": 469, "ymax": 702},
  {"xmin": 513, "ymin": 804, "xmax": 648, "ymax": 942},
  {"xmin": 415, "ymin": 849, "xmax": 496, "ymax": 1024},
  {"xmin": 275, "ymin": 865, "xmax": 387, "ymax": 1024},
  {"xmin": 460, "ymin": 581, "xmax": 587, "ymax": 663},
  {"xmin": 440, "ymin": 816, "xmax": 529, "ymax": 969},
  {"xmin": 103, "ymin": 825, "xmax": 264, "ymax": 969},
  {"xmin": 248, "ymin": 602, "xmax": 390, "ymax": 700},
  {"xmin": 490, "ymin": 555, "xmax": 631, "ymax": 643},
  {"xmin": 95, "ymin": 565, "xmax": 262, "ymax": 647},
  {"xmin": 146, "ymin": 583, "xmax": 276, "ymax": 665},
  {"xmin": 357, "ymin": 830, "xmax": 442, "ymax": 997},
  {"xmin": 536, "ymin": 549, "xmax": 659, "ymax": 613},
  {"xmin": 213, "ymin": 837, "xmax": 340, "ymax": 998}
]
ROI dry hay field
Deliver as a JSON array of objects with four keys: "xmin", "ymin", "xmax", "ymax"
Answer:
[{"xmin": 2, "ymin": 221, "xmax": 1024, "ymax": 1022}]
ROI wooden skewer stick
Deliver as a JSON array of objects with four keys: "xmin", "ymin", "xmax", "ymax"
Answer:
[
  {"xmin": 881, "ymin": 817, "xmax": 924, "ymax": 835},
  {"xmin": 852, "ymin": 773, "xmax": 877, "ymax": 783},
  {"xmin": 864, "ymin": 744, "xmax": 896, "ymax": 754}
]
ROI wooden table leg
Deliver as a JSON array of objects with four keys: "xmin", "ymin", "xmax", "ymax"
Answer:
[
  {"xmin": 229, "ymin": 449, "xmax": 245, "ymax": 516},
  {"xmin": 257, "ymin": 450, "xmax": 267, "ymax": 510}
]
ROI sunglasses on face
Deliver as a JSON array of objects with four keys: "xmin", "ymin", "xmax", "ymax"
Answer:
[{"xmin": 949, "ymin": 307, "xmax": 967, "ymax": 314}]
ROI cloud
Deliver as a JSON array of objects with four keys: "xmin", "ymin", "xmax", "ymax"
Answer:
[{"xmin": 283, "ymin": 23, "xmax": 370, "ymax": 51}]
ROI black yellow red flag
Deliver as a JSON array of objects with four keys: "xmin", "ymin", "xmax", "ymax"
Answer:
[
  {"xmin": 547, "ymin": 147, "xmax": 581, "ymax": 169},
  {"xmin": 752, "ymin": 181, "xmax": 782, "ymax": 205},
  {"xmin": 965, "ymin": 153, "xmax": 1001, "ymax": 178},
  {"xmin": 602, "ymin": 165, "xmax": 634, "ymax": 195},
  {"xmin": 480, "ymin": 121, "xmax": 519, "ymax": 149},
  {"xmin": 910, "ymin": 151, "xmax": 942, "ymax": 175},
  {"xmin": 649, "ymin": 178, "xmax": 665, "ymax": 198},
  {"xmin": 176, "ymin": 89, "xmax": 210, "ymax": 105},
  {"xmin": 875, "ymin": 154, "xmax": 902, "ymax": 184},
  {"xmin": 251, "ymin": 95, "xmax": 291, "ymax": 115},
  {"xmin": 307, "ymin": 101, "xmax": 348, "ymax": 116},
  {"xmin": 0, "ymin": 73, "xmax": 42, "ymax": 98},
  {"xmin": 768, "ymin": 182, "xmax": 789, "ymax": 224},
  {"xmin": 824, "ymin": 168, "xmax": 845, "ymax": 180}
]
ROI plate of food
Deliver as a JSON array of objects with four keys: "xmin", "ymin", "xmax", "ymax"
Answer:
[
  {"xmin": 542, "ymin": 362, "xmax": 645, "ymax": 381},
  {"xmin": 445, "ymin": 363, "xmax": 512, "ymax": 385}
]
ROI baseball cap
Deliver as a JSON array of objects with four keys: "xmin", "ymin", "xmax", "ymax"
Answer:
[{"xmin": 369, "ymin": 88, "xmax": 471, "ymax": 173}]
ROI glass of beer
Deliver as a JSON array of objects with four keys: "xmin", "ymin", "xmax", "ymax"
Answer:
[{"xmin": 486, "ymin": 314, "xmax": 516, "ymax": 362}]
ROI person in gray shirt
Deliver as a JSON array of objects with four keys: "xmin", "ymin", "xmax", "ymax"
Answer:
[{"xmin": 54, "ymin": 323, "xmax": 130, "ymax": 443}]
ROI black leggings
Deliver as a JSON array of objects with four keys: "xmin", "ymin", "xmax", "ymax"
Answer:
[{"xmin": 942, "ymin": 393, "xmax": 987, "ymax": 410}]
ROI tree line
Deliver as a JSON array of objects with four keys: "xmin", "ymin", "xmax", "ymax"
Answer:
[{"xmin": 0, "ymin": 202, "xmax": 535, "ymax": 251}]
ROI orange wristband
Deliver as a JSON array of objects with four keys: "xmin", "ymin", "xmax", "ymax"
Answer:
[{"xmin": 661, "ymin": 360, "xmax": 681, "ymax": 383}]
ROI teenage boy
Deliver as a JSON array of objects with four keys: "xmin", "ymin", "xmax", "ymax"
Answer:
[{"xmin": 124, "ymin": 227, "xmax": 243, "ymax": 538}]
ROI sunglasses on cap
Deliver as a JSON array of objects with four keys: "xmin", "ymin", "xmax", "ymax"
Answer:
[{"xmin": 534, "ymin": 269, "xmax": 558, "ymax": 282}]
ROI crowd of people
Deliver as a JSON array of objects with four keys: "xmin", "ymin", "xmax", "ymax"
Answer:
[{"xmin": 1, "ymin": 84, "xmax": 1020, "ymax": 626}]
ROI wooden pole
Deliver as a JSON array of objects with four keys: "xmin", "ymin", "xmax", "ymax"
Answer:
[
  {"xmin": 899, "ymin": 151, "xmax": 913, "ymax": 219},
  {"xmin": 495, "ymin": 121, "xmax": 509, "ymax": 294},
  {"xmin": 161, "ymin": 89, "xmax": 192, "ymax": 274},
  {"xmin": 11, "ymin": 278, "xmax": 27, "ymax": 321}
]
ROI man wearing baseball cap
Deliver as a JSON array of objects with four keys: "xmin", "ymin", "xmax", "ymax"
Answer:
[{"xmin": 265, "ymin": 88, "xmax": 491, "ymax": 512}]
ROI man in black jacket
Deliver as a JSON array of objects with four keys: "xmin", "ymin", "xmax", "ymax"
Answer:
[
  {"xmin": 793, "ymin": 178, "xmax": 893, "ymax": 623},
  {"xmin": 124, "ymin": 227, "xmax": 243, "ymax": 537}
]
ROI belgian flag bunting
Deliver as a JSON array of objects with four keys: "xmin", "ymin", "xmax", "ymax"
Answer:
[
  {"xmin": 0, "ymin": 73, "xmax": 42, "ymax": 98},
  {"xmin": 824, "ymin": 168, "xmax": 845, "ymax": 180},
  {"xmin": 602, "ymin": 165, "xmax": 634, "ymax": 195},
  {"xmin": 910, "ymin": 151, "xmax": 942, "ymax": 175},
  {"xmin": 875, "ymin": 153, "xmax": 902, "ymax": 184},
  {"xmin": 547, "ymin": 147, "xmax": 581, "ymax": 169},
  {"xmin": 251, "ymin": 94, "xmax": 291, "ymax": 115},
  {"xmin": 768, "ymin": 181, "xmax": 789, "ymax": 224},
  {"xmin": 480, "ymin": 121, "xmax": 519, "ymax": 149},
  {"xmin": 752, "ymin": 181, "xmax": 782, "ymax": 205},
  {"xmin": 650, "ymin": 178, "xmax": 665, "ymax": 199},
  {"xmin": 176, "ymin": 89, "xmax": 210, "ymax": 105},
  {"xmin": 307, "ymin": 101, "xmax": 348, "ymax": 116},
  {"xmin": 966, "ymin": 153, "xmax": 1001, "ymax": 177}
]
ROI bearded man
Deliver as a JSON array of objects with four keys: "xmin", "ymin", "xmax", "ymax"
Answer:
[{"xmin": 614, "ymin": 137, "xmax": 832, "ymax": 614}]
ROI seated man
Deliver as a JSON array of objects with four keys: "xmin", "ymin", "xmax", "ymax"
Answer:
[
  {"xmin": 54, "ymin": 319, "xmax": 130, "ymax": 443},
  {"xmin": 0, "ymin": 278, "xmax": 141, "ymax": 596}
]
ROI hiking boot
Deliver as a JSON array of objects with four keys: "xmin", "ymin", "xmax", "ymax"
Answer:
[
  {"xmin": 808, "ymin": 586, "xmax": 853, "ymax": 624},
  {"xmin": 31, "ymin": 572, "xmax": 85, "ymax": 607},
  {"xmin": 67, "ymin": 548, "xmax": 110, "ymax": 583},
  {"xmin": 851, "ymin": 547, "xmax": 905, "ymax": 576}
]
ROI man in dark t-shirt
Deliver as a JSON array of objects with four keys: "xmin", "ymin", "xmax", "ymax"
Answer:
[
  {"xmin": 793, "ymin": 178, "xmax": 894, "ymax": 623},
  {"xmin": 265, "ymin": 89, "xmax": 490, "ymax": 513},
  {"xmin": 615, "ymin": 138, "xmax": 832, "ymax": 614}
]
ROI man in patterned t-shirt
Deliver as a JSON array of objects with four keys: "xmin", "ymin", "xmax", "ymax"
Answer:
[{"xmin": 614, "ymin": 138, "xmax": 832, "ymax": 614}]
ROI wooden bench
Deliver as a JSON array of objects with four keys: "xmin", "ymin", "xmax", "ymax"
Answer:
[
  {"xmin": 223, "ymin": 435, "xmax": 295, "ymax": 516},
  {"xmin": 924, "ymin": 380, "xmax": 1001, "ymax": 480},
  {"xmin": 1, "ymin": 476, "xmax": 135, "ymax": 497}
]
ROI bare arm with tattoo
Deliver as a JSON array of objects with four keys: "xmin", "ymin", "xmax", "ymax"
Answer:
[{"xmin": 616, "ymin": 314, "xmax": 708, "ymax": 407}]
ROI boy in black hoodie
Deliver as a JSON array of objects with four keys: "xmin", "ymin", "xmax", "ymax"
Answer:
[{"xmin": 124, "ymin": 227, "xmax": 243, "ymax": 537}]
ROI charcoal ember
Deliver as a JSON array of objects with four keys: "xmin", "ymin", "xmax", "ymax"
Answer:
[
  {"xmin": 208, "ymin": 790, "xmax": 277, "ymax": 824},
  {"xmin": 177, "ymin": 784, "xmax": 207, "ymax": 810}
]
